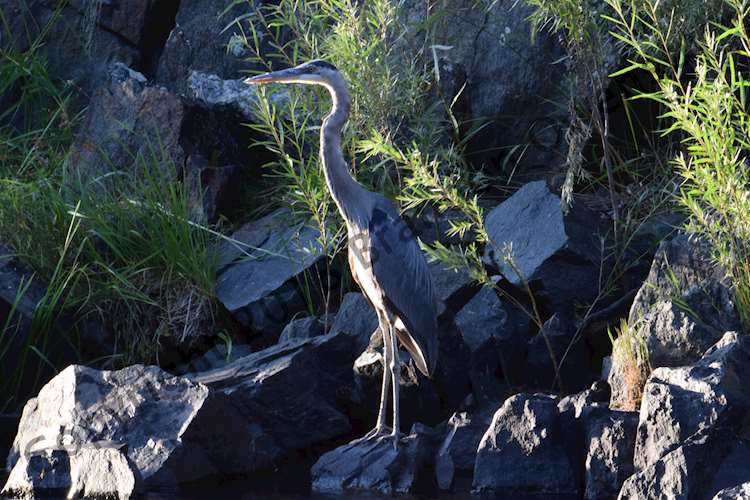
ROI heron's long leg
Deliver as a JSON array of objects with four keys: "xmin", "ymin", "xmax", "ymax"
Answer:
[
  {"xmin": 375, "ymin": 323, "xmax": 391, "ymax": 433},
  {"xmin": 389, "ymin": 322, "xmax": 401, "ymax": 441}
]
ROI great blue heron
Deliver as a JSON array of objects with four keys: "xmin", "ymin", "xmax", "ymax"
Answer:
[{"xmin": 244, "ymin": 60, "xmax": 438, "ymax": 446}]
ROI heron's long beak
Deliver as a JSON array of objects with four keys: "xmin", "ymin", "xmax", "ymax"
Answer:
[{"xmin": 243, "ymin": 67, "xmax": 303, "ymax": 85}]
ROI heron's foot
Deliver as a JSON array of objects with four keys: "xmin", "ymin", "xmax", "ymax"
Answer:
[{"xmin": 355, "ymin": 425, "xmax": 391, "ymax": 443}]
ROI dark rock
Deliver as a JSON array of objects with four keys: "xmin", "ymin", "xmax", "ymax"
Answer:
[
  {"xmin": 5, "ymin": 365, "xmax": 210, "ymax": 486},
  {"xmin": 68, "ymin": 63, "xmax": 185, "ymax": 187},
  {"xmin": 215, "ymin": 209, "xmax": 323, "ymax": 337},
  {"xmin": 618, "ymin": 332, "xmax": 750, "ymax": 499},
  {"xmin": 407, "ymin": 0, "xmax": 567, "ymax": 171},
  {"xmin": 619, "ymin": 423, "xmax": 750, "ymax": 500},
  {"xmin": 3, "ymin": 446, "xmax": 136, "ymax": 500},
  {"xmin": 473, "ymin": 393, "xmax": 578, "ymax": 497},
  {"xmin": 715, "ymin": 483, "xmax": 750, "ymax": 499},
  {"xmin": 454, "ymin": 287, "xmax": 530, "ymax": 401},
  {"xmin": 435, "ymin": 407, "xmax": 494, "ymax": 490},
  {"xmin": 527, "ymin": 313, "xmax": 593, "ymax": 393},
  {"xmin": 278, "ymin": 314, "xmax": 332, "ymax": 344},
  {"xmin": 483, "ymin": 181, "xmax": 604, "ymax": 313},
  {"xmin": 185, "ymin": 155, "xmax": 244, "ymax": 223},
  {"xmin": 634, "ymin": 331, "xmax": 750, "ymax": 471},
  {"xmin": 635, "ymin": 234, "xmax": 740, "ymax": 364},
  {"xmin": 557, "ymin": 380, "xmax": 611, "ymax": 417},
  {"xmin": 191, "ymin": 327, "xmax": 372, "ymax": 474},
  {"xmin": 583, "ymin": 408, "xmax": 637, "ymax": 500},
  {"xmin": 155, "ymin": 0, "xmax": 263, "ymax": 94},
  {"xmin": 0, "ymin": 0, "xmax": 151, "ymax": 101},
  {"xmin": 608, "ymin": 233, "xmax": 742, "ymax": 409},
  {"xmin": 311, "ymin": 423, "xmax": 441, "ymax": 495}
]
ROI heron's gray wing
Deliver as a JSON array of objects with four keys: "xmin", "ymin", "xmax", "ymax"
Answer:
[{"xmin": 367, "ymin": 203, "xmax": 438, "ymax": 376}]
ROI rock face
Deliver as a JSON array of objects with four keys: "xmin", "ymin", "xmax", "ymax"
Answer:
[
  {"xmin": 4, "ymin": 323, "xmax": 373, "ymax": 492},
  {"xmin": 3, "ymin": 447, "xmax": 136, "ymax": 500},
  {"xmin": 454, "ymin": 287, "xmax": 529, "ymax": 400},
  {"xmin": 215, "ymin": 209, "xmax": 323, "ymax": 337},
  {"xmin": 410, "ymin": 0, "xmax": 566, "ymax": 171},
  {"xmin": 473, "ymin": 394, "xmax": 578, "ymax": 497},
  {"xmin": 5, "ymin": 365, "xmax": 210, "ymax": 487},
  {"xmin": 630, "ymin": 234, "xmax": 741, "ymax": 366},
  {"xmin": 610, "ymin": 233, "xmax": 742, "ymax": 408},
  {"xmin": 155, "ymin": 0, "xmax": 262, "ymax": 94},
  {"xmin": 428, "ymin": 259, "xmax": 476, "ymax": 317},
  {"xmin": 68, "ymin": 63, "xmax": 185, "ymax": 187},
  {"xmin": 621, "ymin": 332, "xmax": 750, "ymax": 498},
  {"xmin": 311, "ymin": 424, "xmax": 441, "ymax": 496},
  {"xmin": 483, "ymin": 181, "xmax": 603, "ymax": 312}
]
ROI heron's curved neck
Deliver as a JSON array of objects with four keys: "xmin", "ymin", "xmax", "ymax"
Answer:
[{"xmin": 320, "ymin": 78, "xmax": 363, "ymax": 224}]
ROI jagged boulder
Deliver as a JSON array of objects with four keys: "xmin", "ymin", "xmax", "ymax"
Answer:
[
  {"xmin": 620, "ymin": 332, "xmax": 750, "ymax": 498},
  {"xmin": 454, "ymin": 287, "xmax": 530, "ymax": 401},
  {"xmin": 68, "ymin": 64, "xmax": 185, "ymax": 186},
  {"xmin": 4, "ymin": 365, "xmax": 211, "ymax": 487},
  {"xmin": 473, "ymin": 393, "xmax": 578, "ymax": 497},
  {"xmin": 428, "ymin": 259, "xmax": 476, "ymax": 317},
  {"xmin": 311, "ymin": 424, "xmax": 441, "ymax": 496},
  {"xmin": 634, "ymin": 331, "xmax": 750, "ymax": 471},
  {"xmin": 215, "ymin": 209, "xmax": 323, "ymax": 337},
  {"xmin": 483, "ymin": 181, "xmax": 604, "ymax": 313},
  {"xmin": 609, "ymin": 234, "xmax": 742, "ymax": 409},
  {"xmin": 5, "ymin": 323, "xmax": 372, "ymax": 492},
  {"xmin": 278, "ymin": 314, "xmax": 332, "ymax": 343}
]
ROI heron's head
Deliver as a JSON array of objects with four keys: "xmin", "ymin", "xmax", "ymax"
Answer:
[{"xmin": 243, "ymin": 60, "xmax": 340, "ymax": 87}]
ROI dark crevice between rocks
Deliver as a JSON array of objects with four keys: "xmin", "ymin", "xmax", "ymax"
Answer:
[{"xmin": 137, "ymin": 0, "xmax": 181, "ymax": 78}]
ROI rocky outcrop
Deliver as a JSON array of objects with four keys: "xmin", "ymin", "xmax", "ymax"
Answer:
[
  {"xmin": 473, "ymin": 393, "xmax": 578, "ymax": 497},
  {"xmin": 483, "ymin": 181, "xmax": 604, "ymax": 313},
  {"xmin": 215, "ymin": 209, "xmax": 323, "ymax": 337},
  {"xmin": 155, "ymin": 0, "xmax": 264, "ymax": 94},
  {"xmin": 4, "ymin": 322, "xmax": 373, "ymax": 492},
  {"xmin": 715, "ymin": 483, "xmax": 750, "ymax": 500},
  {"xmin": 406, "ymin": 0, "xmax": 567, "ymax": 171},
  {"xmin": 68, "ymin": 64, "xmax": 185, "ymax": 187},
  {"xmin": 582, "ymin": 407, "xmax": 638, "ymax": 500},
  {"xmin": 620, "ymin": 332, "xmax": 750, "ymax": 498},
  {"xmin": 5, "ymin": 365, "xmax": 210, "ymax": 488},
  {"xmin": 609, "ymin": 233, "xmax": 742, "ymax": 408},
  {"xmin": 311, "ymin": 424, "xmax": 441, "ymax": 496}
]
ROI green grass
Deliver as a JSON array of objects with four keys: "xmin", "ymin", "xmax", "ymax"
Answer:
[{"xmin": 0, "ymin": 6, "xmax": 220, "ymax": 409}]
